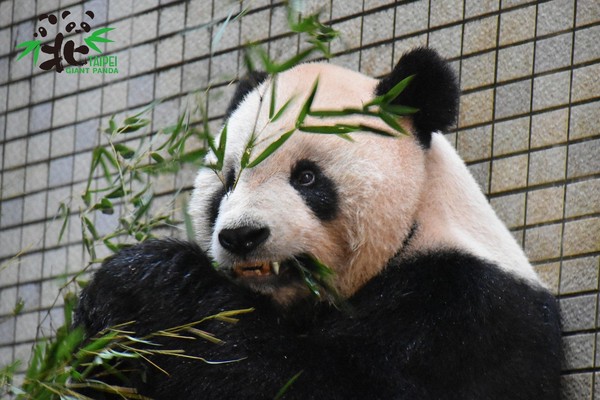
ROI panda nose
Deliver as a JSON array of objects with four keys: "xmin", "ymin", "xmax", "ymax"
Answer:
[{"xmin": 218, "ymin": 226, "xmax": 270, "ymax": 255}]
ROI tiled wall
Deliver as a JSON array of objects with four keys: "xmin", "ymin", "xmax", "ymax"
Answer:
[{"xmin": 0, "ymin": 0, "xmax": 599, "ymax": 397}]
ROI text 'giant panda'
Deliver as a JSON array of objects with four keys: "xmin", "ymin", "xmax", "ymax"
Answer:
[{"xmin": 76, "ymin": 48, "xmax": 562, "ymax": 400}]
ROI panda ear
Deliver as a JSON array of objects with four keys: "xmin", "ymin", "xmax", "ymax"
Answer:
[
  {"xmin": 224, "ymin": 71, "xmax": 269, "ymax": 120},
  {"xmin": 375, "ymin": 48, "xmax": 459, "ymax": 148}
]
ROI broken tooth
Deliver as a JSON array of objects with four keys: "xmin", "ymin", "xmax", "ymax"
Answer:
[{"xmin": 272, "ymin": 262, "xmax": 280, "ymax": 275}]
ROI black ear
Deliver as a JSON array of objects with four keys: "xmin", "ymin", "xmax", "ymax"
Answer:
[
  {"xmin": 375, "ymin": 48, "xmax": 459, "ymax": 148},
  {"xmin": 224, "ymin": 71, "xmax": 269, "ymax": 120}
]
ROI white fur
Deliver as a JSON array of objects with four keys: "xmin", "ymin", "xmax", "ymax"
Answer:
[{"xmin": 407, "ymin": 133, "xmax": 540, "ymax": 284}]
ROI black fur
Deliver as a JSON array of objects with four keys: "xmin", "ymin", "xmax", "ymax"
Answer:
[
  {"xmin": 75, "ymin": 239, "xmax": 562, "ymax": 399},
  {"xmin": 376, "ymin": 48, "xmax": 459, "ymax": 148},
  {"xmin": 290, "ymin": 159, "xmax": 339, "ymax": 221},
  {"xmin": 208, "ymin": 169, "xmax": 235, "ymax": 228},
  {"xmin": 224, "ymin": 71, "xmax": 269, "ymax": 120}
]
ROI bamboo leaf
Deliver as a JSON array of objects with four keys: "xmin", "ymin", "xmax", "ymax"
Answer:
[
  {"xmin": 378, "ymin": 111, "xmax": 404, "ymax": 133},
  {"xmin": 381, "ymin": 103, "xmax": 419, "ymax": 116},
  {"xmin": 269, "ymin": 75, "xmax": 277, "ymax": 119},
  {"xmin": 298, "ymin": 125, "xmax": 356, "ymax": 134},
  {"xmin": 247, "ymin": 129, "xmax": 295, "ymax": 168},
  {"xmin": 274, "ymin": 371, "xmax": 304, "ymax": 400},
  {"xmin": 57, "ymin": 203, "xmax": 70, "ymax": 244},
  {"xmin": 270, "ymin": 47, "xmax": 314, "ymax": 74},
  {"xmin": 84, "ymin": 27, "xmax": 115, "ymax": 53},
  {"xmin": 16, "ymin": 40, "xmax": 41, "ymax": 64},
  {"xmin": 113, "ymin": 144, "xmax": 135, "ymax": 159},
  {"xmin": 211, "ymin": 8, "xmax": 235, "ymax": 54},
  {"xmin": 270, "ymin": 96, "xmax": 295, "ymax": 123},
  {"xmin": 366, "ymin": 75, "xmax": 414, "ymax": 107},
  {"xmin": 296, "ymin": 78, "xmax": 319, "ymax": 128}
]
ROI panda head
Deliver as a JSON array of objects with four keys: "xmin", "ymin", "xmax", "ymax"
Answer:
[{"xmin": 189, "ymin": 48, "xmax": 459, "ymax": 305}]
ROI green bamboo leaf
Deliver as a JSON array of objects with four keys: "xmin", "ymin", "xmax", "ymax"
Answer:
[
  {"xmin": 308, "ymin": 108, "xmax": 362, "ymax": 118},
  {"xmin": 16, "ymin": 40, "xmax": 41, "ymax": 64},
  {"xmin": 83, "ymin": 216, "xmax": 99, "ymax": 240},
  {"xmin": 270, "ymin": 96, "xmax": 295, "ymax": 123},
  {"xmin": 92, "ymin": 198, "xmax": 114, "ymax": 215},
  {"xmin": 381, "ymin": 103, "xmax": 419, "ymax": 116},
  {"xmin": 150, "ymin": 152, "xmax": 165, "ymax": 163},
  {"xmin": 216, "ymin": 124, "xmax": 228, "ymax": 170},
  {"xmin": 113, "ymin": 143, "xmax": 135, "ymax": 159},
  {"xmin": 240, "ymin": 146, "xmax": 252, "ymax": 169},
  {"xmin": 57, "ymin": 202, "xmax": 70, "ymax": 244},
  {"xmin": 106, "ymin": 187, "xmax": 126, "ymax": 199},
  {"xmin": 296, "ymin": 78, "xmax": 319, "ymax": 127},
  {"xmin": 350, "ymin": 123, "xmax": 397, "ymax": 137},
  {"xmin": 84, "ymin": 27, "xmax": 115, "ymax": 54},
  {"xmin": 378, "ymin": 111, "xmax": 404, "ymax": 133},
  {"xmin": 274, "ymin": 371, "xmax": 304, "ymax": 400},
  {"xmin": 247, "ymin": 129, "xmax": 295, "ymax": 168},
  {"xmin": 367, "ymin": 75, "xmax": 415, "ymax": 107},
  {"xmin": 179, "ymin": 149, "xmax": 207, "ymax": 164},
  {"xmin": 298, "ymin": 125, "xmax": 356, "ymax": 134},
  {"xmin": 269, "ymin": 75, "xmax": 277, "ymax": 119},
  {"xmin": 182, "ymin": 200, "xmax": 196, "ymax": 241},
  {"xmin": 270, "ymin": 47, "xmax": 314, "ymax": 74}
]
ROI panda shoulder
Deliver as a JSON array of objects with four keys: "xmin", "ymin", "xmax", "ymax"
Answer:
[{"xmin": 352, "ymin": 249, "xmax": 560, "ymax": 329}]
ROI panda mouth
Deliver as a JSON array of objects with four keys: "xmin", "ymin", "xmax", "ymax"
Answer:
[{"xmin": 233, "ymin": 261, "xmax": 282, "ymax": 277}]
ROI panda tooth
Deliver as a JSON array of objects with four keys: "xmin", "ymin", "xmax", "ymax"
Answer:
[{"xmin": 272, "ymin": 262, "xmax": 280, "ymax": 275}]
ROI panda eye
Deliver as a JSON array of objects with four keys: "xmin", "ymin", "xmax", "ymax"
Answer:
[
  {"xmin": 66, "ymin": 22, "xmax": 76, "ymax": 32},
  {"xmin": 81, "ymin": 22, "xmax": 91, "ymax": 32},
  {"xmin": 296, "ymin": 170, "xmax": 316, "ymax": 186}
]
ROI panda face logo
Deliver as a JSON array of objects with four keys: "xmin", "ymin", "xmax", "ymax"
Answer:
[{"xmin": 189, "ymin": 64, "xmax": 426, "ymax": 305}]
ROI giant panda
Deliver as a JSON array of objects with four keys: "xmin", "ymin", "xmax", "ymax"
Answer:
[{"xmin": 75, "ymin": 48, "xmax": 562, "ymax": 399}]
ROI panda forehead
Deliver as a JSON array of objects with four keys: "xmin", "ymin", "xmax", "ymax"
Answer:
[{"xmin": 220, "ymin": 63, "xmax": 385, "ymax": 174}]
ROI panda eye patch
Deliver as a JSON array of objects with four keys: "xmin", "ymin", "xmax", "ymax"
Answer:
[{"xmin": 291, "ymin": 160, "xmax": 338, "ymax": 221}]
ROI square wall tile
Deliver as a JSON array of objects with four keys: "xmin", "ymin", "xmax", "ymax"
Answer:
[
  {"xmin": 497, "ymin": 42, "xmax": 533, "ymax": 82},
  {"xmin": 531, "ymin": 108, "xmax": 568, "ymax": 148},
  {"xmin": 459, "ymin": 89, "xmax": 494, "ymax": 127},
  {"xmin": 535, "ymin": 32, "xmax": 573, "ymax": 74},
  {"xmin": 536, "ymin": 0, "xmax": 574, "ymax": 36},
  {"xmin": 499, "ymin": 5, "xmax": 536, "ymax": 46},
  {"xmin": 460, "ymin": 51, "xmax": 496, "ymax": 91},
  {"xmin": 429, "ymin": 24, "xmax": 463, "ymax": 59},
  {"xmin": 565, "ymin": 179, "xmax": 600, "ymax": 218},
  {"xmin": 495, "ymin": 79, "xmax": 531, "ymax": 119},
  {"xmin": 457, "ymin": 124, "xmax": 492, "ymax": 162},
  {"xmin": 569, "ymin": 100, "xmax": 600, "ymax": 141},
  {"xmin": 362, "ymin": 8, "xmax": 394, "ymax": 45},
  {"xmin": 493, "ymin": 116, "xmax": 530, "ymax": 156},
  {"xmin": 571, "ymin": 63, "xmax": 600, "ymax": 103},
  {"xmin": 563, "ymin": 217, "xmax": 600, "ymax": 257},
  {"xmin": 526, "ymin": 185, "xmax": 564, "ymax": 225},
  {"xmin": 568, "ymin": 139, "xmax": 600, "ymax": 178},
  {"xmin": 576, "ymin": 0, "xmax": 600, "ymax": 27},
  {"xmin": 560, "ymin": 256, "xmax": 599, "ymax": 294},
  {"xmin": 490, "ymin": 192, "xmax": 525, "ymax": 228},
  {"xmin": 463, "ymin": 15, "xmax": 498, "ymax": 55},
  {"xmin": 560, "ymin": 294, "xmax": 597, "ymax": 332},
  {"xmin": 528, "ymin": 146, "xmax": 566, "ymax": 186},
  {"xmin": 395, "ymin": 0, "xmax": 429, "ymax": 37},
  {"xmin": 524, "ymin": 223, "xmax": 562, "ymax": 261},
  {"xmin": 429, "ymin": 0, "xmax": 464, "ymax": 27},
  {"xmin": 532, "ymin": 71, "xmax": 571, "ymax": 111}
]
